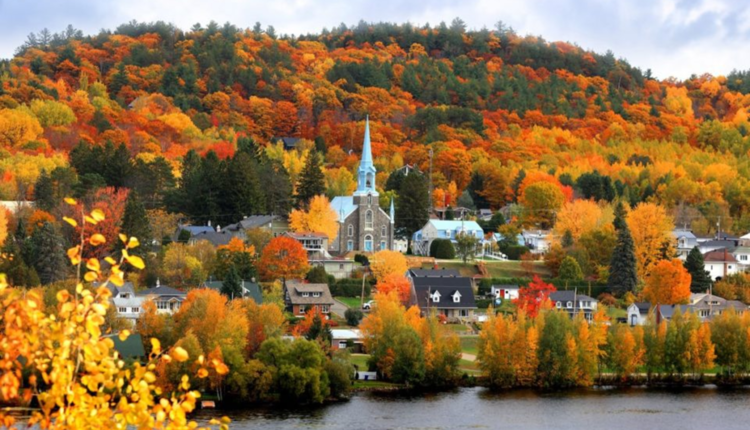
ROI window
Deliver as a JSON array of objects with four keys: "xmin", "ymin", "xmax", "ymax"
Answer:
[
  {"xmin": 118, "ymin": 307, "xmax": 127, "ymax": 313},
  {"xmin": 312, "ymin": 292, "xmax": 321, "ymax": 298},
  {"xmin": 460, "ymin": 309, "xmax": 468, "ymax": 317},
  {"xmin": 120, "ymin": 293, "xmax": 130, "ymax": 299},
  {"xmin": 453, "ymin": 293, "xmax": 461, "ymax": 303},
  {"xmin": 299, "ymin": 305, "xmax": 306, "ymax": 314},
  {"xmin": 321, "ymin": 305, "xmax": 330, "ymax": 313},
  {"xmin": 132, "ymin": 307, "xmax": 140, "ymax": 313},
  {"xmin": 566, "ymin": 301, "xmax": 573, "ymax": 309},
  {"xmin": 348, "ymin": 224, "xmax": 354, "ymax": 237},
  {"xmin": 302, "ymin": 292, "xmax": 310, "ymax": 297},
  {"xmin": 729, "ymin": 265, "xmax": 733, "ymax": 270},
  {"xmin": 365, "ymin": 210, "xmax": 373, "ymax": 230},
  {"xmin": 364, "ymin": 235, "xmax": 373, "ymax": 252},
  {"xmin": 347, "ymin": 240, "xmax": 354, "ymax": 251},
  {"xmin": 339, "ymin": 264, "xmax": 344, "ymax": 270},
  {"xmin": 338, "ymin": 341, "xmax": 348, "ymax": 349},
  {"xmin": 381, "ymin": 225, "xmax": 386, "ymax": 237},
  {"xmin": 741, "ymin": 255, "xmax": 748, "ymax": 261},
  {"xmin": 556, "ymin": 302, "xmax": 561, "ymax": 309},
  {"xmin": 380, "ymin": 241, "xmax": 386, "ymax": 250},
  {"xmin": 366, "ymin": 173, "xmax": 373, "ymax": 189},
  {"xmin": 157, "ymin": 301, "xmax": 168, "ymax": 310},
  {"xmin": 368, "ymin": 194, "xmax": 372, "ymax": 205},
  {"xmin": 432, "ymin": 291, "xmax": 441, "ymax": 303}
]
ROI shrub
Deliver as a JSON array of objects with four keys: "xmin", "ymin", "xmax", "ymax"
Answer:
[
  {"xmin": 354, "ymin": 254, "xmax": 369, "ymax": 266},
  {"xmin": 430, "ymin": 239, "xmax": 456, "ymax": 259},
  {"xmin": 501, "ymin": 244, "xmax": 530, "ymax": 260},
  {"xmin": 330, "ymin": 278, "xmax": 373, "ymax": 297},
  {"xmin": 345, "ymin": 308, "xmax": 364, "ymax": 326}
]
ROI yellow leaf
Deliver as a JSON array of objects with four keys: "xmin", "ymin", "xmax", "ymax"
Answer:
[
  {"xmin": 119, "ymin": 234, "xmax": 128, "ymax": 244},
  {"xmin": 105, "ymin": 257, "xmax": 117, "ymax": 265},
  {"xmin": 91, "ymin": 208, "xmax": 105, "ymax": 222},
  {"xmin": 56, "ymin": 290, "xmax": 70, "ymax": 303},
  {"xmin": 108, "ymin": 273, "xmax": 124, "ymax": 287},
  {"xmin": 63, "ymin": 217, "xmax": 78, "ymax": 227},
  {"xmin": 89, "ymin": 234, "xmax": 106, "ymax": 246},
  {"xmin": 86, "ymin": 258, "xmax": 100, "ymax": 272},
  {"xmin": 118, "ymin": 330, "xmax": 130, "ymax": 341},
  {"xmin": 173, "ymin": 347, "xmax": 189, "ymax": 362},
  {"xmin": 151, "ymin": 338, "xmax": 161, "ymax": 354},
  {"xmin": 84, "ymin": 271, "xmax": 98, "ymax": 282},
  {"xmin": 84, "ymin": 215, "xmax": 98, "ymax": 225},
  {"xmin": 127, "ymin": 237, "xmax": 140, "ymax": 249},
  {"xmin": 127, "ymin": 255, "xmax": 145, "ymax": 270},
  {"xmin": 92, "ymin": 303, "xmax": 107, "ymax": 316},
  {"xmin": 64, "ymin": 197, "xmax": 77, "ymax": 205},
  {"xmin": 197, "ymin": 368, "xmax": 208, "ymax": 378}
]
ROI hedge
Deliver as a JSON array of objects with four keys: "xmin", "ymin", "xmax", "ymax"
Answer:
[
  {"xmin": 329, "ymin": 278, "xmax": 374, "ymax": 297},
  {"xmin": 430, "ymin": 239, "xmax": 456, "ymax": 259}
]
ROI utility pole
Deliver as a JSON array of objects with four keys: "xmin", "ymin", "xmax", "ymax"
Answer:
[{"xmin": 428, "ymin": 147, "xmax": 434, "ymax": 214}]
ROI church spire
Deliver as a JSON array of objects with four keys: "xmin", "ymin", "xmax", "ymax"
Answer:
[
  {"xmin": 355, "ymin": 116, "xmax": 378, "ymax": 196},
  {"xmin": 390, "ymin": 197, "xmax": 395, "ymax": 223}
]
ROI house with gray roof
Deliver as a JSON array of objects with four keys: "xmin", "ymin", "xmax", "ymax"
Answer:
[
  {"xmin": 271, "ymin": 136, "xmax": 301, "ymax": 151},
  {"xmin": 411, "ymin": 220, "xmax": 484, "ymax": 256},
  {"xmin": 97, "ymin": 281, "xmax": 144, "ymax": 323},
  {"xmin": 203, "ymin": 280, "xmax": 263, "ymax": 303},
  {"xmin": 626, "ymin": 302, "xmax": 651, "ymax": 326},
  {"xmin": 223, "ymin": 215, "xmax": 289, "ymax": 238},
  {"xmin": 136, "ymin": 283, "xmax": 186, "ymax": 314},
  {"xmin": 407, "ymin": 268, "xmax": 461, "ymax": 278},
  {"xmin": 626, "ymin": 294, "xmax": 747, "ymax": 325},
  {"xmin": 411, "ymin": 275, "xmax": 477, "ymax": 321},
  {"xmin": 672, "ymin": 229, "xmax": 698, "ymax": 260},
  {"xmin": 549, "ymin": 290, "xmax": 598, "ymax": 321},
  {"xmin": 283, "ymin": 281, "xmax": 334, "ymax": 317},
  {"xmin": 189, "ymin": 229, "xmax": 235, "ymax": 247}
]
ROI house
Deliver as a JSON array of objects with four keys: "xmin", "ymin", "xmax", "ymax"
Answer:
[
  {"xmin": 739, "ymin": 233, "xmax": 750, "ymax": 247},
  {"xmin": 283, "ymin": 281, "xmax": 334, "ymax": 317},
  {"xmin": 107, "ymin": 333, "xmax": 146, "ymax": 360},
  {"xmin": 522, "ymin": 230, "xmax": 551, "ymax": 254},
  {"xmin": 189, "ymin": 229, "xmax": 235, "ymax": 247},
  {"xmin": 100, "ymin": 282, "xmax": 144, "ymax": 323},
  {"xmin": 478, "ymin": 209, "xmax": 494, "ymax": 221},
  {"xmin": 672, "ymin": 229, "xmax": 698, "ymax": 260},
  {"xmin": 549, "ymin": 291, "xmax": 598, "ymax": 321},
  {"xmin": 309, "ymin": 257, "xmax": 356, "ymax": 279},
  {"xmin": 703, "ymin": 249, "xmax": 740, "ymax": 280},
  {"xmin": 136, "ymin": 283, "xmax": 186, "ymax": 314},
  {"xmin": 433, "ymin": 206, "xmax": 472, "ymax": 220},
  {"xmin": 286, "ymin": 231, "xmax": 330, "ymax": 259},
  {"xmin": 407, "ymin": 268, "xmax": 461, "ymax": 278},
  {"xmin": 203, "ymin": 280, "xmax": 263, "ymax": 303},
  {"xmin": 626, "ymin": 302, "xmax": 651, "ymax": 326},
  {"xmin": 271, "ymin": 136, "xmax": 301, "ymax": 151},
  {"xmin": 329, "ymin": 119, "xmax": 394, "ymax": 254},
  {"xmin": 223, "ymin": 215, "xmax": 289, "ymax": 239},
  {"xmin": 733, "ymin": 246, "xmax": 750, "ymax": 268},
  {"xmin": 627, "ymin": 294, "xmax": 748, "ymax": 325},
  {"xmin": 331, "ymin": 328, "xmax": 364, "ymax": 352},
  {"xmin": 411, "ymin": 275, "xmax": 477, "ymax": 320},
  {"xmin": 699, "ymin": 240, "xmax": 737, "ymax": 254},
  {"xmin": 174, "ymin": 224, "xmax": 215, "ymax": 242},
  {"xmin": 490, "ymin": 284, "xmax": 519, "ymax": 301},
  {"xmin": 411, "ymin": 220, "xmax": 484, "ymax": 256},
  {"xmin": 393, "ymin": 238, "xmax": 408, "ymax": 253}
]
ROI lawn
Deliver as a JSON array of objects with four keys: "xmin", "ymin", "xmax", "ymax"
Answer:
[
  {"xmin": 349, "ymin": 353, "xmax": 371, "ymax": 370},
  {"xmin": 458, "ymin": 358, "xmax": 481, "ymax": 375},
  {"xmin": 336, "ymin": 296, "xmax": 369, "ymax": 309},
  {"xmin": 460, "ymin": 336, "xmax": 479, "ymax": 355},
  {"xmin": 423, "ymin": 260, "xmax": 551, "ymax": 279},
  {"xmin": 353, "ymin": 380, "xmax": 403, "ymax": 389},
  {"xmin": 447, "ymin": 324, "xmax": 471, "ymax": 333}
]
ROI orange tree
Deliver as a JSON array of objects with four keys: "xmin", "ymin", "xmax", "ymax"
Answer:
[
  {"xmin": 369, "ymin": 250, "xmax": 408, "ymax": 282},
  {"xmin": 642, "ymin": 259, "xmax": 692, "ymax": 304},
  {"xmin": 258, "ymin": 236, "xmax": 309, "ymax": 281},
  {"xmin": 0, "ymin": 198, "xmax": 229, "ymax": 429}
]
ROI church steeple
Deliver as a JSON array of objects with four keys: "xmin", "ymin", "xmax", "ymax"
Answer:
[{"xmin": 355, "ymin": 116, "xmax": 378, "ymax": 196}]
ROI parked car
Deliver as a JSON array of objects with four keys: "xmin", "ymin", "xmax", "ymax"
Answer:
[{"xmin": 362, "ymin": 300, "xmax": 376, "ymax": 310}]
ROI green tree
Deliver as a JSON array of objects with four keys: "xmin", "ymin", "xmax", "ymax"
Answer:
[
  {"xmin": 296, "ymin": 151, "xmax": 325, "ymax": 208},
  {"xmin": 429, "ymin": 239, "xmax": 456, "ymax": 259},
  {"xmin": 395, "ymin": 171, "xmax": 429, "ymax": 240},
  {"xmin": 537, "ymin": 311, "xmax": 578, "ymax": 388},
  {"xmin": 305, "ymin": 265, "xmax": 329, "ymax": 284},
  {"xmin": 455, "ymin": 232, "xmax": 480, "ymax": 263},
  {"xmin": 29, "ymin": 222, "xmax": 67, "ymax": 285},
  {"xmin": 608, "ymin": 221, "xmax": 638, "ymax": 294},
  {"xmin": 221, "ymin": 265, "xmax": 243, "ymax": 299},
  {"xmin": 558, "ymin": 256, "xmax": 584, "ymax": 282},
  {"xmin": 561, "ymin": 230, "xmax": 574, "ymax": 248},
  {"xmin": 344, "ymin": 308, "xmax": 363, "ymax": 326},
  {"xmin": 684, "ymin": 246, "xmax": 711, "ymax": 293},
  {"xmin": 119, "ymin": 191, "xmax": 151, "ymax": 255},
  {"xmin": 34, "ymin": 170, "xmax": 55, "ymax": 212},
  {"xmin": 226, "ymin": 152, "xmax": 265, "ymax": 220}
]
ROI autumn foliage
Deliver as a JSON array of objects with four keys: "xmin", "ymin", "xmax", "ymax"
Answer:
[
  {"xmin": 513, "ymin": 275, "xmax": 556, "ymax": 317},
  {"xmin": 258, "ymin": 236, "xmax": 310, "ymax": 281},
  {"xmin": 642, "ymin": 259, "xmax": 692, "ymax": 305}
]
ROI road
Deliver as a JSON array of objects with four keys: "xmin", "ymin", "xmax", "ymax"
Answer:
[{"xmin": 332, "ymin": 299, "xmax": 349, "ymax": 318}]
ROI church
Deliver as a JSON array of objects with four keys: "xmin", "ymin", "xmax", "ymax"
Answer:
[{"xmin": 329, "ymin": 118, "xmax": 394, "ymax": 255}]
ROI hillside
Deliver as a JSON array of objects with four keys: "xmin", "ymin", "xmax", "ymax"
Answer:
[{"xmin": 1, "ymin": 20, "xmax": 750, "ymax": 234}]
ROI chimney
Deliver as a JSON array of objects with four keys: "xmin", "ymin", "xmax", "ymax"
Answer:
[
  {"xmin": 217, "ymin": 225, "xmax": 221, "ymax": 232},
  {"xmin": 208, "ymin": 220, "xmax": 212, "ymax": 227}
]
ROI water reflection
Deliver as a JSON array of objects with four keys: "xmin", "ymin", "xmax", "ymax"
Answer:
[{"xmin": 194, "ymin": 387, "xmax": 750, "ymax": 430}]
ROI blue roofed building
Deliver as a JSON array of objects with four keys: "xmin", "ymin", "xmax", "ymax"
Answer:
[
  {"xmin": 411, "ymin": 220, "xmax": 485, "ymax": 256},
  {"xmin": 328, "ymin": 118, "xmax": 394, "ymax": 255}
]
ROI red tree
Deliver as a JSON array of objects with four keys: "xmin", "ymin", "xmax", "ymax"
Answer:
[
  {"xmin": 513, "ymin": 275, "xmax": 556, "ymax": 317},
  {"xmin": 258, "ymin": 236, "xmax": 309, "ymax": 281}
]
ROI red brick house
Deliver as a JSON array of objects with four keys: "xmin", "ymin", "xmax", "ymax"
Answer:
[{"xmin": 283, "ymin": 281, "xmax": 334, "ymax": 317}]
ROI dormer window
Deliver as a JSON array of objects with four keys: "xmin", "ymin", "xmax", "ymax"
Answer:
[
  {"xmin": 452, "ymin": 292, "xmax": 461, "ymax": 303},
  {"xmin": 313, "ymin": 292, "xmax": 321, "ymax": 298},
  {"xmin": 120, "ymin": 293, "xmax": 130, "ymax": 299},
  {"xmin": 432, "ymin": 291, "xmax": 441, "ymax": 303},
  {"xmin": 302, "ymin": 292, "xmax": 310, "ymax": 297},
  {"xmin": 556, "ymin": 302, "xmax": 562, "ymax": 309},
  {"xmin": 566, "ymin": 301, "xmax": 573, "ymax": 308}
]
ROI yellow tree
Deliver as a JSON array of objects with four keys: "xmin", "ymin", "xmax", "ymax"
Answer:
[
  {"xmin": 369, "ymin": 250, "xmax": 408, "ymax": 282},
  {"xmin": 627, "ymin": 202, "xmax": 674, "ymax": 278},
  {"xmin": 289, "ymin": 194, "xmax": 338, "ymax": 241},
  {"xmin": 0, "ymin": 108, "xmax": 43, "ymax": 148},
  {"xmin": 643, "ymin": 259, "xmax": 692, "ymax": 304},
  {"xmin": 553, "ymin": 200, "xmax": 611, "ymax": 241}
]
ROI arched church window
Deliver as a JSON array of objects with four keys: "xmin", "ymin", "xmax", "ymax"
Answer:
[
  {"xmin": 348, "ymin": 224, "xmax": 354, "ymax": 237},
  {"xmin": 381, "ymin": 225, "xmax": 386, "ymax": 237},
  {"xmin": 365, "ymin": 210, "xmax": 373, "ymax": 230},
  {"xmin": 366, "ymin": 173, "xmax": 373, "ymax": 188},
  {"xmin": 368, "ymin": 194, "xmax": 372, "ymax": 205}
]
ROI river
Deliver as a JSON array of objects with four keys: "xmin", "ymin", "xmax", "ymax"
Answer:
[{"xmin": 194, "ymin": 386, "xmax": 750, "ymax": 430}]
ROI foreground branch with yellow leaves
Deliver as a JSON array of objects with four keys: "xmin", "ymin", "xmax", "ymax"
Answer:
[{"xmin": 0, "ymin": 198, "xmax": 230, "ymax": 430}]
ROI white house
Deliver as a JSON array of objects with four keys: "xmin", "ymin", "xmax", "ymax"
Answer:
[
  {"xmin": 522, "ymin": 230, "xmax": 551, "ymax": 254},
  {"xmin": 411, "ymin": 220, "xmax": 484, "ymax": 257},
  {"xmin": 703, "ymin": 249, "xmax": 740, "ymax": 281},
  {"xmin": 331, "ymin": 328, "xmax": 364, "ymax": 352},
  {"xmin": 672, "ymin": 229, "xmax": 698, "ymax": 261},
  {"xmin": 104, "ymin": 282, "xmax": 144, "ymax": 323},
  {"xmin": 490, "ymin": 284, "xmax": 519, "ymax": 301},
  {"xmin": 626, "ymin": 302, "xmax": 651, "ymax": 326},
  {"xmin": 549, "ymin": 291, "xmax": 598, "ymax": 321},
  {"xmin": 733, "ymin": 246, "xmax": 750, "ymax": 269}
]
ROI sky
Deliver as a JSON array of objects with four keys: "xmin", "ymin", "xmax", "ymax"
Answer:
[{"xmin": 0, "ymin": 0, "xmax": 748, "ymax": 80}]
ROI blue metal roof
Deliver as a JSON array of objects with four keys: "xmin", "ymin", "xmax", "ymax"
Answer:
[{"xmin": 331, "ymin": 196, "xmax": 356, "ymax": 222}]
